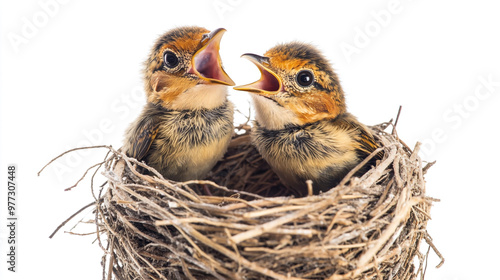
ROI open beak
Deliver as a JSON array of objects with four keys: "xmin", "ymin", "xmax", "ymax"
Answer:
[
  {"xmin": 233, "ymin": 53, "xmax": 282, "ymax": 96},
  {"xmin": 189, "ymin": 28, "xmax": 235, "ymax": 86}
]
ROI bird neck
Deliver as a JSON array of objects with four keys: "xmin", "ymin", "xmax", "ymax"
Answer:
[
  {"xmin": 154, "ymin": 84, "xmax": 229, "ymax": 111},
  {"xmin": 251, "ymin": 95, "xmax": 301, "ymax": 130},
  {"xmin": 148, "ymin": 98, "xmax": 233, "ymax": 119}
]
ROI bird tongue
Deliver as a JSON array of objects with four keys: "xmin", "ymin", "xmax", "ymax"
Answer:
[{"xmin": 194, "ymin": 50, "xmax": 222, "ymax": 81}]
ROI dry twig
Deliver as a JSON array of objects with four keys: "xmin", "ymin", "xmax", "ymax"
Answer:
[{"xmin": 43, "ymin": 122, "xmax": 440, "ymax": 280}]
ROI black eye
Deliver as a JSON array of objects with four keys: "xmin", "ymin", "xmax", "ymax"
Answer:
[
  {"xmin": 164, "ymin": 51, "xmax": 179, "ymax": 68},
  {"xmin": 296, "ymin": 70, "xmax": 314, "ymax": 87}
]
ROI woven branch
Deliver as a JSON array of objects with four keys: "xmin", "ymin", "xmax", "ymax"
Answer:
[{"xmin": 89, "ymin": 123, "xmax": 436, "ymax": 280}]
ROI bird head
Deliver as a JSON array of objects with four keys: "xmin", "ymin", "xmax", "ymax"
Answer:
[
  {"xmin": 234, "ymin": 42, "xmax": 346, "ymax": 129},
  {"xmin": 144, "ymin": 26, "xmax": 235, "ymax": 109}
]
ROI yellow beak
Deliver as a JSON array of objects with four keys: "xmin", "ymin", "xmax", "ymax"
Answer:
[
  {"xmin": 189, "ymin": 28, "xmax": 235, "ymax": 86},
  {"xmin": 233, "ymin": 53, "xmax": 282, "ymax": 96}
]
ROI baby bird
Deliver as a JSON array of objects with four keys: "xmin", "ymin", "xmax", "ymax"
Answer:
[
  {"xmin": 123, "ymin": 26, "xmax": 235, "ymax": 181},
  {"xmin": 234, "ymin": 42, "xmax": 381, "ymax": 196}
]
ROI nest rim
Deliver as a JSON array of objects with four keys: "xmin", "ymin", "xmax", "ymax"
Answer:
[{"xmin": 92, "ymin": 122, "xmax": 436, "ymax": 280}]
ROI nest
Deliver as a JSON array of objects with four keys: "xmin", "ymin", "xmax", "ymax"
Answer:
[{"xmin": 86, "ymin": 122, "xmax": 439, "ymax": 280}]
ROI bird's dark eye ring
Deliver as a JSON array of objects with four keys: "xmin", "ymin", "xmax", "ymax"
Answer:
[
  {"xmin": 296, "ymin": 70, "xmax": 314, "ymax": 87},
  {"xmin": 164, "ymin": 51, "xmax": 179, "ymax": 68}
]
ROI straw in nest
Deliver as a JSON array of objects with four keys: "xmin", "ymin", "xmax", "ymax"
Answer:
[
  {"xmin": 40, "ymin": 120, "xmax": 443, "ymax": 279},
  {"xmin": 67, "ymin": 120, "xmax": 439, "ymax": 280}
]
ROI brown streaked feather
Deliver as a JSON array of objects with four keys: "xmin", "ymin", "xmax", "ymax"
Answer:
[
  {"xmin": 252, "ymin": 113, "xmax": 381, "ymax": 196},
  {"xmin": 334, "ymin": 114, "xmax": 382, "ymax": 159},
  {"xmin": 123, "ymin": 101, "xmax": 234, "ymax": 181},
  {"xmin": 357, "ymin": 127, "xmax": 382, "ymax": 158},
  {"xmin": 128, "ymin": 117, "xmax": 160, "ymax": 162}
]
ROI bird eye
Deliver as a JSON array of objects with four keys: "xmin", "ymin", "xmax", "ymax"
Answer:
[
  {"xmin": 164, "ymin": 51, "xmax": 179, "ymax": 68},
  {"xmin": 296, "ymin": 70, "xmax": 314, "ymax": 87}
]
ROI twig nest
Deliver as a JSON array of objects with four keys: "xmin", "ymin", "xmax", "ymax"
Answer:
[{"xmin": 97, "ymin": 123, "xmax": 435, "ymax": 280}]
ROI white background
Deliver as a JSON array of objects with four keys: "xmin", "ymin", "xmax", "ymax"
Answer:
[{"xmin": 1, "ymin": 0, "xmax": 499, "ymax": 279}]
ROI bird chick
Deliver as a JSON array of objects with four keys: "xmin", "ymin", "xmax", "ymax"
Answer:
[
  {"xmin": 234, "ymin": 42, "xmax": 380, "ymax": 196},
  {"xmin": 123, "ymin": 26, "xmax": 235, "ymax": 181}
]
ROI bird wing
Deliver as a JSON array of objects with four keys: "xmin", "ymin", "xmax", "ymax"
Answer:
[
  {"xmin": 338, "ymin": 115, "xmax": 382, "ymax": 159},
  {"xmin": 357, "ymin": 127, "xmax": 381, "ymax": 157},
  {"xmin": 128, "ymin": 117, "xmax": 160, "ymax": 162}
]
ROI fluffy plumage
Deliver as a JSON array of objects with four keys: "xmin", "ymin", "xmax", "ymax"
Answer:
[
  {"xmin": 235, "ymin": 42, "xmax": 380, "ymax": 196},
  {"xmin": 124, "ymin": 101, "xmax": 233, "ymax": 181},
  {"xmin": 122, "ymin": 26, "xmax": 234, "ymax": 181}
]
